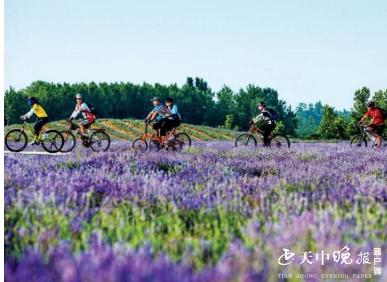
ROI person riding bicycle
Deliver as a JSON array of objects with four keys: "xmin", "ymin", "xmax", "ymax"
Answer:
[
  {"xmin": 358, "ymin": 101, "xmax": 385, "ymax": 147},
  {"xmin": 251, "ymin": 101, "xmax": 276, "ymax": 146},
  {"xmin": 144, "ymin": 97, "xmax": 172, "ymax": 145},
  {"xmin": 165, "ymin": 97, "xmax": 181, "ymax": 133},
  {"xmin": 68, "ymin": 94, "xmax": 96, "ymax": 139},
  {"xmin": 20, "ymin": 97, "xmax": 49, "ymax": 146}
]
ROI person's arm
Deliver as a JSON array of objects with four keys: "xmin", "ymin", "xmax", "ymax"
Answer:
[
  {"xmin": 69, "ymin": 106, "xmax": 80, "ymax": 121},
  {"xmin": 171, "ymin": 105, "xmax": 178, "ymax": 115},
  {"xmin": 149, "ymin": 112, "xmax": 158, "ymax": 121},
  {"xmin": 359, "ymin": 111, "xmax": 369, "ymax": 124},
  {"xmin": 79, "ymin": 103, "xmax": 89, "ymax": 112},
  {"xmin": 20, "ymin": 108, "xmax": 34, "ymax": 120},
  {"xmin": 252, "ymin": 114, "xmax": 260, "ymax": 124},
  {"xmin": 145, "ymin": 111, "xmax": 152, "ymax": 120},
  {"xmin": 144, "ymin": 111, "xmax": 157, "ymax": 123}
]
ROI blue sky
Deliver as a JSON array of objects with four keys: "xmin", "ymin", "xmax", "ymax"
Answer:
[{"xmin": 5, "ymin": 0, "xmax": 387, "ymax": 109}]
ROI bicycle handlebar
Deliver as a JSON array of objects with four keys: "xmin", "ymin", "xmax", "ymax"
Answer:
[{"xmin": 143, "ymin": 119, "xmax": 157, "ymax": 134}]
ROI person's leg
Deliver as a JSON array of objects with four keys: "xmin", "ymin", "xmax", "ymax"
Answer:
[
  {"xmin": 159, "ymin": 119, "xmax": 169, "ymax": 144},
  {"xmin": 152, "ymin": 121, "xmax": 162, "ymax": 137},
  {"xmin": 165, "ymin": 119, "xmax": 175, "ymax": 139},
  {"xmin": 268, "ymin": 123, "xmax": 275, "ymax": 139},
  {"xmin": 375, "ymin": 125, "xmax": 385, "ymax": 147},
  {"xmin": 80, "ymin": 119, "xmax": 93, "ymax": 139},
  {"xmin": 366, "ymin": 125, "xmax": 375, "ymax": 133},
  {"xmin": 260, "ymin": 124, "xmax": 270, "ymax": 146},
  {"xmin": 174, "ymin": 119, "xmax": 181, "ymax": 129},
  {"xmin": 174, "ymin": 119, "xmax": 181, "ymax": 135},
  {"xmin": 33, "ymin": 118, "xmax": 47, "ymax": 141},
  {"xmin": 366, "ymin": 125, "xmax": 380, "ymax": 146},
  {"xmin": 79, "ymin": 122, "xmax": 86, "ymax": 136}
]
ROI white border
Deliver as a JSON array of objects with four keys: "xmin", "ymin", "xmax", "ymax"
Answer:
[{"xmin": 1, "ymin": 0, "xmax": 5, "ymax": 280}]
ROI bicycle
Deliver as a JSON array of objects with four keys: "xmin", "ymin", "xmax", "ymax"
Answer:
[
  {"xmin": 132, "ymin": 122, "xmax": 191, "ymax": 152},
  {"xmin": 235, "ymin": 123, "xmax": 290, "ymax": 148},
  {"xmin": 5, "ymin": 120, "xmax": 64, "ymax": 153},
  {"xmin": 60, "ymin": 121, "xmax": 111, "ymax": 152},
  {"xmin": 350, "ymin": 124, "xmax": 386, "ymax": 147}
]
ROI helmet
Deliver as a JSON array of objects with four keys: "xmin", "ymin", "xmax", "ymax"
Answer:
[
  {"xmin": 75, "ymin": 93, "xmax": 83, "ymax": 100},
  {"xmin": 27, "ymin": 97, "xmax": 37, "ymax": 106},
  {"xmin": 366, "ymin": 101, "xmax": 375, "ymax": 107}
]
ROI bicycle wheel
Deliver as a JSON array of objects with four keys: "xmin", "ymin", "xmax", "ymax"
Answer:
[
  {"xmin": 350, "ymin": 135, "xmax": 367, "ymax": 147},
  {"xmin": 41, "ymin": 130, "xmax": 64, "ymax": 153},
  {"xmin": 60, "ymin": 131, "xmax": 77, "ymax": 153},
  {"xmin": 271, "ymin": 134, "xmax": 290, "ymax": 148},
  {"xmin": 132, "ymin": 138, "xmax": 148, "ymax": 152},
  {"xmin": 5, "ymin": 130, "xmax": 28, "ymax": 152},
  {"xmin": 148, "ymin": 139, "xmax": 162, "ymax": 151},
  {"xmin": 235, "ymin": 134, "xmax": 257, "ymax": 147},
  {"xmin": 90, "ymin": 131, "xmax": 110, "ymax": 152},
  {"xmin": 382, "ymin": 138, "xmax": 387, "ymax": 147},
  {"xmin": 172, "ymin": 132, "xmax": 192, "ymax": 152}
]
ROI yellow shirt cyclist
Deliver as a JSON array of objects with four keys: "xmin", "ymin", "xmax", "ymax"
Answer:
[{"xmin": 20, "ymin": 97, "xmax": 49, "ymax": 145}]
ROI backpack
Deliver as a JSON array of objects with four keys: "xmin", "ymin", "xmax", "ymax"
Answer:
[
  {"xmin": 375, "ymin": 107, "xmax": 387, "ymax": 119},
  {"xmin": 267, "ymin": 108, "xmax": 279, "ymax": 121},
  {"xmin": 84, "ymin": 102, "xmax": 97, "ymax": 116}
]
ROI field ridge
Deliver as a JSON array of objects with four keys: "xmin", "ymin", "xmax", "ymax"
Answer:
[{"xmin": 5, "ymin": 118, "xmax": 240, "ymax": 141}]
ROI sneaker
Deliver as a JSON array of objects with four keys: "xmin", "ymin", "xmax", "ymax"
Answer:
[
  {"xmin": 29, "ymin": 140, "xmax": 40, "ymax": 146},
  {"xmin": 82, "ymin": 140, "xmax": 90, "ymax": 147}
]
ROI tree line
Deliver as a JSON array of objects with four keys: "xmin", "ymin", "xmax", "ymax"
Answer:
[
  {"xmin": 296, "ymin": 87, "xmax": 386, "ymax": 139},
  {"xmin": 4, "ymin": 78, "xmax": 297, "ymax": 134},
  {"xmin": 4, "ymin": 78, "xmax": 386, "ymax": 139}
]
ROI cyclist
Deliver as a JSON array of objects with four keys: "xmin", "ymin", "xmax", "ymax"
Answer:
[
  {"xmin": 20, "ymin": 97, "xmax": 49, "ymax": 146},
  {"xmin": 165, "ymin": 97, "xmax": 181, "ymax": 133},
  {"xmin": 359, "ymin": 101, "xmax": 385, "ymax": 147},
  {"xmin": 68, "ymin": 94, "xmax": 96, "ymax": 139},
  {"xmin": 251, "ymin": 101, "xmax": 276, "ymax": 146},
  {"xmin": 144, "ymin": 97, "xmax": 171, "ymax": 145}
]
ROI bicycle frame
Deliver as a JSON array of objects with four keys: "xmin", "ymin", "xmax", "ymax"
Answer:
[
  {"xmin": 142, "ymin": 121, "xmax": 183, "ymax": 143},
  {"xmin": 248, "ymin": 125, "xmax": 265, "ymax": 141},
  {"xmin": 141, "ymin": 123, "xmax": 162, "ymax": 142},
  {"xmin": 18, "ymin": 121, "xmax": 48, "ymax": 136},
  {"xmin": 18, "ymin": 121, "xmax": 27, "ymax": 133},
  {"xmin": 359, "ymin": 124, "xmax": 380, "ymax": 144},
  {"xmin": 239, "ymin": 123, "xmax": 290, "ymax": 148},
  {"xmin": 66, "ymin": 121, "xmax": 104, "ymax": 138}
]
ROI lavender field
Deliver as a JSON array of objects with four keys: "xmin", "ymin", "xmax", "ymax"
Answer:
[{"xmin": 4, "ymin": 142, "xmax": 387, "ymax": 282}]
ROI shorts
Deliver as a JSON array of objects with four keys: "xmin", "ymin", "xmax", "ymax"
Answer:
[
  {"xmin": 34, "ymin": 117, "xmax": 49, "ymax": 135},
  {"xmin": 368, "ymin": 124, "xmax": 385, "ymax": 136},
  {"xmin": 166, "ymin": 115, "xmax": 181, "ymax": 131},
  {"xmin": 260, "ymin": 123, "xmax": 276, "ymax": 145},
  {"xmin": 80, "ymin": 117, "xmax": 95, "ymax": 128},
  {"xmin": 153, "ymin": 118, "xmax": 175, "ymax": 136}
]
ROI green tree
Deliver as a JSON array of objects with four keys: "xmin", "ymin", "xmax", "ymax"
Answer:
[
  {"xmin": 347, "ymin": 87, "xmax": 371, "ymax": 135},
  {"xmin": 372, "ymin": 90, "xmax": 387, "ymax": 111},
  {"xmin": 215, "ymin": 86, "xmax": 235, "ymax": 126},
  {"xmin": 317, "ymin": 105, "xmax": 348, "ymax": 139},
  {"xmin": 222, "ymin": 114, "xmax": 234, "ymax": 129},
  {"xmin": 4, "ymin": 87, "xmax": 28, "ymax": 124},
  {"xmin": 295, "ymin": 102, "xmax": 323, "ymax": 138},
  {"xmin": 4, "ymin": 78, "xmax": 297, "ymax": 133}
]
